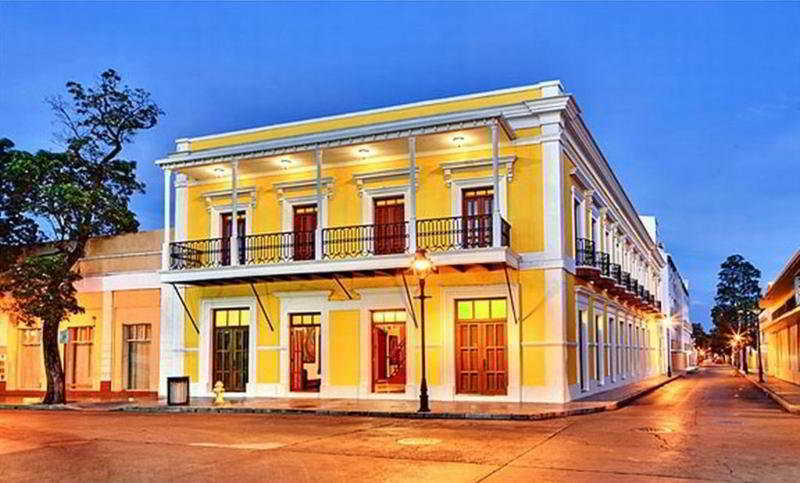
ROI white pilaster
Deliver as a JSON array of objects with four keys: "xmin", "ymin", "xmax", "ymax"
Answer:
[
  {"xmin": 230, "ymin": 160, "xmax": 240, "ymax": 265},
  {"xmin": 100, "ymin": 290, "xmax": 113, "ymax": 385},
  {"xmin": 315, "ymin": 149, "xmax": 323, "ymax": 260},
  {"xmin": 162, "ymin": 169, "xmax": 172, "ymax": 270},
  {"xmin": 491, "ymin": 122, "xmax": 501, "ymax": 247}
]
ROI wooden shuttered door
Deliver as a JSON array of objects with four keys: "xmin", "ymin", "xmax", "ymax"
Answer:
[
  {"xmin": 212, "ymin": 308, "xmax": 249, "ymax": 392},
  {"xmin": 373, "ymin": 196, "xmax": 405, "ymax": 255},
  {"xmin": 293, "ymin": 205, "xmax": 317, "ymax": 261}
]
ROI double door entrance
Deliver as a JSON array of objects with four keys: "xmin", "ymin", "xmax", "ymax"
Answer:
[
  {"xmin": 212, "ymin": 308, "xmax": 249, "ymax": 392},
  {"xmin": 455, "ymin": 298, "xmax": 508, "ymax": 396}
]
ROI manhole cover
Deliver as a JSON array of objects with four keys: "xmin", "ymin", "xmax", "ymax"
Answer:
[
  {"xmin": 396, "ymin": 437, "xmax": 441, "ymax": 446},
  {"xmin": 636, "ymin": 427, "xmax": 673, "ymax": 434}
]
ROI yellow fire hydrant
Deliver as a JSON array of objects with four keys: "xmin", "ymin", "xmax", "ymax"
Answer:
[{"xmin": 212, "ymin": 381, "xmax": 226, "ymax": 406}]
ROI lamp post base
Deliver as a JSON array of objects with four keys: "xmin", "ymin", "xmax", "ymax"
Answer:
[{"xmin": 418, "ymin": 379, "xmax": 430, "ymax": 413}]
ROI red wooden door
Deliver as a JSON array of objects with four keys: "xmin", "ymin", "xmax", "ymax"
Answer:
[
  {"xmin": 482, "ymin": 322, "xmax": 507, "ymax": 395},
  {"xmin": 293, "ymin": 205, "xmax": 317, "ymax": 260},
  {"xmin": 221, "ymin": 211, "xmax": 246, "ymax": 265},
  {"xmin": 290, "ymin": 328, "xmax": 305, "ymax": 392},
  {"xmin": 462, "ymin": 188, "xmax": 493, "ymax": 248},
  {"xmin": 374, "ymin": 196, "xmax": 405, "ymax": 255},
  {"xmin": 455, "ymin": 322, "xmax": 481, "ymax": 394}
]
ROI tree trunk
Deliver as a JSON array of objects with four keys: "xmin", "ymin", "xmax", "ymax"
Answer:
[
  {"xmin": 41, "ymin": 317, "xmax": 66, "ymax": 404},
  {"xmin": 741, "ymin": 347, "xmax": 748, "ymax": 374}
]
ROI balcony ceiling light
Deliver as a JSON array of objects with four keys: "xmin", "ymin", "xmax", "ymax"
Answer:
[
  {"xmin": 452, "ymin": 135, "xmax": 466, "ymax": 147},
  {"xmin": 213, "ymin": 167, "xmax": 225, "ymax": 175},
  {"xmin": 280, "ymin": 158, "xmax": 292, "ymax": 169}
]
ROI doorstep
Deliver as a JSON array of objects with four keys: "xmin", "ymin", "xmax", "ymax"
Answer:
[
  {"xmin": 742, "ymin": 373, "xmax": 800, "ymax": 415},
  {"xmin": 112, "ymin": 374, "xmax": 683, "ymax": 421}
]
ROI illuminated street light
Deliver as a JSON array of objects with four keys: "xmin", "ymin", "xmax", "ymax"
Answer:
[{"xmin": 411, "ymin": 249, "xmax": 435, "ymax": 413}]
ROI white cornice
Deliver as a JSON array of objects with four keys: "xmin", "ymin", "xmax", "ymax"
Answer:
[
  {"xmin": 352, "ymin": 167, "xmax": 419, "ymax": 196},
  {"xmin": 202, "ymin": 186, "xmax": 258, "ymax": 210},
  {"xmin": 273, "ymin": 177, "xmax": 334, "ymax": 201},
  {"xmin": 440, "ymin": 156, "xmax": 516, "ymax": 186}
]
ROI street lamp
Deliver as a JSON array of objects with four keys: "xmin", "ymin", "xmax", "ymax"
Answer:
[{"xmin": 411, "ymin": 249, "xmax": 435, "ymax": 413}]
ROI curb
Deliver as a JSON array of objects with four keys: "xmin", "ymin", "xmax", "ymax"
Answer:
[
  {"xmin": 742, "ymin": 376, "xmax": 800, "ymax": 415},
  {"xmin": 604, "ymin": 373, "xmax": 684, "ymax": 411},
  {"xmin": 0, "ymin": 375, "xmax": 684, "ymax": 422}
]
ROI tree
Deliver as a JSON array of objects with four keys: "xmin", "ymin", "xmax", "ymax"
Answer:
[
  {"xmin": 0, "ymin": 69, "xmax": 162, "ymax": 404},
  {"xmin": 709, "ymin": 255, "xmax": 761, "ymax": 372},
  {"xmin": 691, "ymin": 322, "xmax": 709, "ymax": 351}
]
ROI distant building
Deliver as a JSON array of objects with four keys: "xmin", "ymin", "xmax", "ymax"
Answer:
[
  {"xmin": 640, "ymin": 216, "xmax": 695, "ymax": 371},
  {"xmin": 759, "ymin": 249, "xmax": 800, "ymax": 385},
  {"xmin": 0, "ymin": 230, "xmax": 163, "ymax": 399}
]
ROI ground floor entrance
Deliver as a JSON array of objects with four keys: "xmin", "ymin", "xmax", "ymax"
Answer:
[
  {"xmin": 212, "ymin": 308, "xmax": 249, "ymax": 392},
  {"xmin": 455, "ymin": 298, "xmax": 508, "ymax": 396}
]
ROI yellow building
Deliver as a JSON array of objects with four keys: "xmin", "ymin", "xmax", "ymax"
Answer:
[
  {"xmin": 157, "ymin": 81, "xmax": 666, "ymax": 403},
  {"xmin": 0, "ymin": 231, "xmax": 163, "ymax": 399},
  {"xmin": 760, "ymin": 250, "xmax": 800, "ymax": 385}
]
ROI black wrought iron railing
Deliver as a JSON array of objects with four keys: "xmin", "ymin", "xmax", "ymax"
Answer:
[
  {"xmin": 242, "ymin": 231, "xmax": 314, "ymax": 264},
  {"xmin": 575, "ymin": 238, "xmax": 596, "ymax": 267},
  {"xmin": 416, "ymin": 214, "xmax": 509, "ymax": 252},
  {"xmin": 621, "ymin": 272, "xmax": 632, "ymax": 291},
  {"xmin": 610, "ymin": 263, "xmax": 622, "ymax": 285},
  {"xmin": 169, "ymin": 215, "xmax": 512, "ymax": 269},
  {"xmin": 169, "ymin": 238, "xmax": 226, "ymax": 270},
  {"xmin": 631, "ymin": 279, "xmax": 639, "ymax": 297},
  {"xmin": 322, "ymin": 221, "xmax": 408, "ymax": 260},
  {"xmin": 597, "ymin": 252, "xmax": 611, "ymax": 277},
  {"xmin": 638, "ymin": 285, "xmax": 645, "ymax": 298},
  {"xmin": 644, "ymin": 290, "xmax": 651, "ymax": 303}
]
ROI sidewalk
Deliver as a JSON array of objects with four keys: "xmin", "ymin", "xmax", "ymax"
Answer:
[
  {"xmin": 115, "ymin": 373, "xmax": 682, "ymax": 421},
  {"xmin": 742, "ymin": 372, "xmax": 800, "ymax": 415},
  {"xmin": 0, "ymin": 374, "xmax": 683, "ymax": 421}
]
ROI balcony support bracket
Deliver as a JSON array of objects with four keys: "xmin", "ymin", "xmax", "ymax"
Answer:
[
  {"xmin": 332, "ymin": 274, "xmax": 354, "ymax": 300},
  {"xmin": 400, "ymin": 271, "xmax": 419, "ymax": 328},
  {"xmin": 249, "ymin": 282, "xmax": 275, "ymax": 332},
  {"xmin": 170, "ymin": 283, "xmax": 199, "ymax": 335},
  {"xmin": 503, "ymin": 266, "xmax": 519, "ymax": 325}
]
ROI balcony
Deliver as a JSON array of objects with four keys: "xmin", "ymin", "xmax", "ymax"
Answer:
[
  {"xmin": 608, "ymin": 263, "xmax": 625, "ymax": 295},
  {"xmin": 595, "ymin": 252, "xmax": 615, "ymax": 289},
  {"xmin": 164, "ymin": 215, "xmax": 513, "ymax": 285},
  {"xmin": 575, "ymin": 238, "xmax": 600, "ymax": 279}
]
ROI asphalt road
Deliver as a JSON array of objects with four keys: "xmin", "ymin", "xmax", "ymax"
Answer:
[{"xmin": 1, "ymin": 366, "xmax": 798, "ymax": 482}]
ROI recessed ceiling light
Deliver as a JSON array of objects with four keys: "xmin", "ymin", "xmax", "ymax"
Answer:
[
  {"xmin": 280, "ymin": 158, "xmax": 292, "ymax": 169},
  {"xmin": 358, "ymin": 148, "xmax": 370, "ymax": 156},
  {"xmin": 213, "ymin": 167, "xmax": 225, "ymax": 175},
  {"xmin": 452, "ymin": 136, "xmax": 465, "ymax": 147}
]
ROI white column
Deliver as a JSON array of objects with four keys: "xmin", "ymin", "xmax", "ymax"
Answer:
[
  {"xmin": 315, "ymin": 148, "xmax": 323, "ymax": 260},
  {"xmin": 100, "ymin": 290, "xmax": 113, "ymax": 389},
  {"xmin": 491, "ymin": 122, "xmax": 501, "ymax": 247},
  {"xmin": 162, "ymin": 168, "xmax": 172, "ymax": 270},
  {"xmin": 230, "ymin": 160, "xmax": 240, "ymax": 265},
  {"xmin": 408, "ymin": 137, "xmax": 417, "ymax": 253}
]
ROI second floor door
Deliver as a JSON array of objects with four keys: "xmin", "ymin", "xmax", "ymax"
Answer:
[
  {"xmin": 462, "ymin": 187, "xmax": 493, "ymax": 248},
  {"xmin": 293, "ymin": 204, "xmax": 317, "ymax": 261},
  {"xmin": 221, "ymin": 211, "xmax": 246, "ymax": 265},
  {"xmin": 374, "ymin": 196, "xmax": 405, "ymax": 255}
]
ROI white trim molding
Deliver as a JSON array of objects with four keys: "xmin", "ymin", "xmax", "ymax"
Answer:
[
  {"xmin": 441, "ymin": 156, "xmax": 516, "ymax": 187},
  {"xmin": 352, "ymin": 167, "xmax": 419, "ymax": 197},
  {"xmin": 273, "ymin": 177, "xmax": 334, "ymax": 202}
]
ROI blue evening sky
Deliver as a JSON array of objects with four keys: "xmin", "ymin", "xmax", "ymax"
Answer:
[{"xmin": 1, "ymin": 2, "xmax": 798, "ymax": 328}]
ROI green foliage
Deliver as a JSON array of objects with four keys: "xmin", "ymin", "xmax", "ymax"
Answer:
[
  {"xmin": 691, "ymin": 322, "xmax": 709, "ymax": 350},
  {"xmin": 0, "ymin": 69, "xmax": 162, "ymax": 403},
  {"xmin": 710, "ymin": 254, "xmax": 762, "ymax": 352}
]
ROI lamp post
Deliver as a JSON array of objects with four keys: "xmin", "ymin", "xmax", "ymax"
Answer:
[
  {"xmin": 665, "ymin": 317, "xmax": 673, "ymax": 378},
  {"xmin": 411, "ymin": 249, "xmax": 434, "ymax": 413}
]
